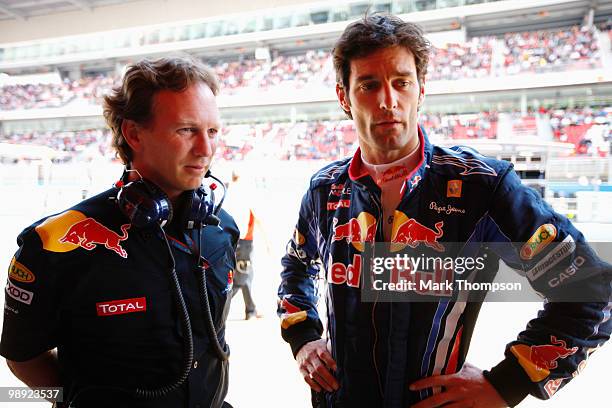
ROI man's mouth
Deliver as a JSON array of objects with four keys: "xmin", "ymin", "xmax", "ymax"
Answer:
[{"xmin": 375, "ymin": 120, "xmax": 402, "ymax": 126}]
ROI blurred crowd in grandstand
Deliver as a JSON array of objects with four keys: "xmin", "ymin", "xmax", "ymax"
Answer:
[
  {"xmin": 500, "ymin": 25, "xmax": 601, "ymax": 75},
  {"xmin": 2, "ymin": 106, "xmax": 609, "ymax": 163},
  {"xmin": 2, "ymin": 25, "xmax": 608, "ymax": 110},
  {"xmin": 0, "ymin": 25, "xmax": 610, "ymax": 162}
]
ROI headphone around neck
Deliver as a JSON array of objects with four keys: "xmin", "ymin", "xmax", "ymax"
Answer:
[{"xmin": 115, "ymin": 169, "xmax": 222, "ymax": 229}]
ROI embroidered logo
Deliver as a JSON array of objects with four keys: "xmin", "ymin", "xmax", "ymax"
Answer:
[
  {"xmin": 447, "ymin": 180, "xmax": 462, "ymax": 198},
  {"xmin": 60, "ymin": 219, "xmax": 130, "ymax": 258},
  {"xmin": 96, "ymin": 297, "xmax": 147, "ymax": 316}
]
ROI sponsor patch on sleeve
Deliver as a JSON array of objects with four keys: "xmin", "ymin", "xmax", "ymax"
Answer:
[
  {"xmin": 520, "ymin": 224, "xmax": 557, "ymax": 260},
  {"xmin": 8, "ymin": 257, "xmax": 36, "ymax": 283},
  {"xmin": 5, "ymin": 281, "xmax": 34, "ymax": 305},
  {"xmin": 280, "ymin": 298, "xmax": 307, "ymax": 329},
  {"xmin": 36, "ymin": 210, "xmax": 130, "ymax": 258},
  {"xmin": 510, "ymin": 335, "xmax": 578, "ymax": 382},
  {"xmin": 526, "ymin": 236, "xmax": 575, "ymax": 281}
]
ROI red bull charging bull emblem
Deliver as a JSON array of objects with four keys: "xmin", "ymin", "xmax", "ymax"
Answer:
[
  {"xmin": 332, "ymin": 212, "xmax": 377, "ymax": 252},
  {"xmin": 59, "ymin": 218, "xmax": 130, "ymax": 258},
  {"xmin": 390, "ymin": 211, "xmax": 445, "ymax": 252},
  {"xmin": 511, "ymin": 335, "xmax": 578, "ymax": 382},
  {"xmin": 280, "ymin": 297, "xmax": 307, "ymax": 329}
]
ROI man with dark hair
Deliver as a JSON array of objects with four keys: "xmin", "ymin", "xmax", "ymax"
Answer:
[
  {"xmin": 1, "ymin": 56, "xmax": 239, "ymax": 407},
  {"xmin": 278, "ymin": 14, "xmax": 611, "ymax": 407}
]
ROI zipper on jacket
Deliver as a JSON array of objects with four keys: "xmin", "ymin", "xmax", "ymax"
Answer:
[{"xmin": 368, "ymin": 190, "xmax": 385, "ymax": 400}]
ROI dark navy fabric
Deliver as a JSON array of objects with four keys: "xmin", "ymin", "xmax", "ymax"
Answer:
[
  {"xmin": 278, "ymin": 128, "xmax": 611, "ymax": 407},
  {"xmin": 1, "ymin": 188, "xmax": 239, "ymax": 408}
]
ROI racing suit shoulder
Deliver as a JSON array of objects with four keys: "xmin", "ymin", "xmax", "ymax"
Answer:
[
  {"xmin": 14, "ymin": 188, "xmax": 120, "ymax": 258},
  {"xmin": 309, "ymin": 157, "xmax": 351, "ymax": 190},
  {"xmin": 429, "ymin": 144, "xmax": 511, "ymax": 183},
  {"xmin": 0, "ymin": 190, "xmax": 118, "ymax": 362}
]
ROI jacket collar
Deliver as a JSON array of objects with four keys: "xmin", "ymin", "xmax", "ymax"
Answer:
[{"xmin": 348, "ymin": 125, "xmax": 433, "ymax": 195}]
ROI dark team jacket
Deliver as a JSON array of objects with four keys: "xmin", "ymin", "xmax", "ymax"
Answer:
[
  {"xmin": 1, "ymin": 188, "xmax": 239, "ymax": 408},
  {"xmin": 277, "ymin": 128, "xmax": 612, "ymax": 407}
]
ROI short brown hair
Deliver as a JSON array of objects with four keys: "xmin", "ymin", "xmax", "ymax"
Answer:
[
  {"xmin": 103, "ymin": 56, "xmax": 219, "ymax": 164},
  {"xmin": 332, "ymin": 13, "xmax": 430, "ymax": 93}
]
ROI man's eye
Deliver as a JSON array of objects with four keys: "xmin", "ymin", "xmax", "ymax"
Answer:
[
  {"xmin": 360, "ymin": 82, "xmax": 377, "ymax": 91},
  {"xmin": 208, "ymin": 128, "xmax": 219, "ymax": 137}
]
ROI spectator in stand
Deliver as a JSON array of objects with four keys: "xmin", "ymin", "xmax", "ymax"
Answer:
[
  {"xmin": 1, "ymin": 129, "xmax": 115, "ymax": 162},
  {"xmin": 502, "ymin": 25, "xmax": 601, "ymax": 75},
  {"xmin": 1, "ymin": 25, "xmax": 604, "ymax": 109},
  {"xmin": 426, "ymin": 37, "xmax": 494, "ymax": 81}
]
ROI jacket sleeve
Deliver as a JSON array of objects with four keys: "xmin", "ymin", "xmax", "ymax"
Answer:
[
  {"xmin": 0, "ymin": 226, "xmax": 61, "ymax": 361},
  {"xmin": 277, "ymin": 189, "xmax": 324, "ymax": 357},
  {"xmin": 482, "ymin": 166, "xmax": 612, "ymax": 406}
]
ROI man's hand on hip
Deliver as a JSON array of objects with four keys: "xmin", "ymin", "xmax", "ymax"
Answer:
[
  {"xmin": 296, "ymin": 338, "xmax": 339, "ymax": 393},
  {"xmin": 409, "ymin": 362, "xmax": 507, "ymax": 408}
]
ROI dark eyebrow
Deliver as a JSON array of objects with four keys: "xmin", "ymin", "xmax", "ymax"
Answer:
[
  {"xmin": 176, "ymin": 121, "xmax": 199, "ymax": 127},
  {"xmin": 355, "ymin": 74, "xmax": 376, "ymax": 83},
  {"xmin": 395, "ymin": 70, "xmax": 417, "ymax": 78},
  {"xmin": 354, "ymin": 70, "xmax": 417, "ymax": 83}
]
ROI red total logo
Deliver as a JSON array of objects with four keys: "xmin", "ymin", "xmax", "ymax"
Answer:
[{"xmin": 96, "ymin": 297, "xmax": 146, "ymax": 316}]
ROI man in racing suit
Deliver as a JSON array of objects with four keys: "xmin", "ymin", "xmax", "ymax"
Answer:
[
  {"xmin": 277, "ymin": 14, "xmax": 611, "ymax": 407},
  {"xmin": 1, "ymin": 57, "xmax": 239, "ymax": 407}
]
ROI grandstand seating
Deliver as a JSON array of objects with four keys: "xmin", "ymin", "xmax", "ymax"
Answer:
[
  {"xmin": 0, "ymin": 25, "xmax": 606, "ymax": 111},
  {"xmin": 0, "ymin": 25, "xmax": 609, "ymax": 162},
  {"xmin": 501, "ymin": 26, "xmax": 601, "ymax": 75},
  {"xmin": 2, "ymin": 106, "xmax": 607, "ymax": 163}
]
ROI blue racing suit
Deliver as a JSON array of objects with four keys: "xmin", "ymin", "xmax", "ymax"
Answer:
[{"xmin": 278, "ymin": 127, "xmax": 612, "ymax": 407}]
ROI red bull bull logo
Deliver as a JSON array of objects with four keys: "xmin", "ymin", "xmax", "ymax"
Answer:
[
  {"xmin": 60, "ymin": 218, "xmax": 130, "ymax": 258},
  {"xmin": 280, "ymin": 297, "xmax": 308, "ymax": 329},
  {"xmin": 332, "ymin": 212, "xmax": 377, "ymax": 252},
  {"xmin": 390, "ymin": 211, "xmax": 445, "ymax": 252},
  {"xmin": 511, "ymin": 335, "xmax": 578, "ymax": 382},
  {"xmin": 528, "ymin": 336, "xmax": 578, "ymax": 371}
]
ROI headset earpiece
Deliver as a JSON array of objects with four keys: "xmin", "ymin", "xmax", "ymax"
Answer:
[
  {"xmin": 116, "ymin": 178, "xmax": 216, "ymax": 229},
  {"xmin": 116, "ymin": 179, "xmax": 172, "ymax": 228},
  {"xmin": 186, "ymin": 185, "xmax": 215, "ymax": 229}
]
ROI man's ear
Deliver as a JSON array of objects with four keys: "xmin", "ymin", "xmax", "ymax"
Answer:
[
  {"xmin": 336, "ymin": 83, "xmax": 351, "ymax": 116},
  {"xmin": 417, "ymin": 81, "xmax": 425, "ymax": 110},
  {"xmin": 121, "ymin": 119, "xmax": 142, "ymax": 152}
]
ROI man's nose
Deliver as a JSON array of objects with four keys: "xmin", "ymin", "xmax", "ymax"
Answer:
[
  {"xmin": 379, "ymin": 83, "xmax": 397, "ymax": 111},
  {"xmin": 194, "ymin": 131, "xmax": 214, "ymax": 157}
]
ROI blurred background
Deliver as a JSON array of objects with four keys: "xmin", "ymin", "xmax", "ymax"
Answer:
[{"xmin": 0, "ymin": 0, "xmax": 611, "ymax": 406}]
